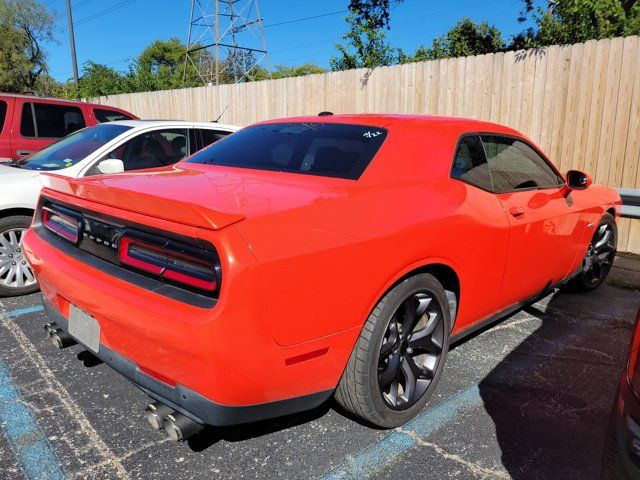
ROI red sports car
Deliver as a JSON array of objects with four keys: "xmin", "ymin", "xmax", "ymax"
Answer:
[{"xmin": 23, "ymin": 114, "xmax": 622, "ymax": 440}]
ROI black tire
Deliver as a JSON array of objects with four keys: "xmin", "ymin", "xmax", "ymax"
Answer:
[
  {"xmin": 0, "ymin": 215, "xmax": 39, "ymax": 297},
  {"xmin": 335, "ymin": 273, "xmax": 450, "ymax": 428},
  {"xmin": 563, "ymin": 213, "xmax": 617, "ymax": 292}
]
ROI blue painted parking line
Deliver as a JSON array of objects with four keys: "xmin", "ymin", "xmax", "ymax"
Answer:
[
  {"xmin": 323, "ymin": 383, "xmax": 481, "ymax": 480},
  {"xmin": 0, "ymin": 360, "xmax": 65, "ymax": 480},
  {"xmin": 323, "ymin": 308, "xmax": 595, "ymax": 479},
  {"xmin": 3, "ymin": 305, "xmax": 44, "ymax": 319}
]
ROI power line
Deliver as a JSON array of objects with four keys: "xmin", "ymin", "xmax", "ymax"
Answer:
[
  {"xmin": 262, "ymin": 9, "xmax": 347, "ymax": 29},
  {"xmin": 58, "ymin": 0, "xmax": 137, "ymax": 32}
]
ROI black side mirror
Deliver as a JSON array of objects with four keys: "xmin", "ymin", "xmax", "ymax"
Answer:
[{"xmin": 566, "ymin": 170, "xmax": 592, "ymax": 190}]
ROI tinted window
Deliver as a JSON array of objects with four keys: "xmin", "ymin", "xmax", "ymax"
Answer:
[
  {"xmin": 34, "ymin": 103, "xmax": 86, "ymax": 137},
  {"xmin": 481, "ymin": 135, "xmax": 563, "ymax": 192},
  {"xmin": 451, "ymin": 135, "xmax": 492, "ymax": 191},
  {"xmin": 20, "ymin": 103, "xmax": 35, "ymax": 137},
  {"xmin": 0, "ymin": 101, "xmax": 7, "ymax": 133},
  {"xmin": 92, "ymin": 128, "xmax": 188, "ymax": 174},
  {"xmin": 94, "ymin": 108, "xmax": 132, "ymax": 123},
  {"xmin": 187, "ymin": 123, "xmax": 388, "ymax": 180},
  {"xmin": 199, "ymin": 129, "xmax": 229, "ymax": 150},
  {"xmin": 16, "ymin": 124, "xmax": 132, "ymax": 171}
]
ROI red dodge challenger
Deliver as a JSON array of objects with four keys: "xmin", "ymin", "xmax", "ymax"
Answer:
[{"xmin": 22, "ymin": 114, "xmax": 622, "ymax": 441}]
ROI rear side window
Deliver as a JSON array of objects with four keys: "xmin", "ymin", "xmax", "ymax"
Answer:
[
  {"xmin": 481, "ymin": 135, "xmax": 563, "ymax": 192},
  {"xmin": 94, "ymin": 108, "xmax": 132, "ymax": 123},
  {"xmin": 21, "ymin": 103, "xmax": 86, "ymax": 138},
  {"xmin": 20, "ymin": 103, "xmax": 36, "ymax": 137},
  {"xmin": 451, "ymin": 135, "xmax": 492, "ymax": 191},
  {"xmin": 187, "ymin": 122, "xmax": 388, "ymax": 180},
  {"xmin": 0, "ymin": 101, "xmax": 7, "ymax": 133},
  {"xmin": 198, "ymin": 129, "xmax": 229, "ymax": 149}
]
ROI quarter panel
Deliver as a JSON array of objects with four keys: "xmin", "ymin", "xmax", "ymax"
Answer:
[{"xmin": 238, "ymin": 177, "xmax": 510, "ymax": 345}]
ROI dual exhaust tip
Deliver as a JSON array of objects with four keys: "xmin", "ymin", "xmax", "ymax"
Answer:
[
  {"xmin": 144, "ymin": 401, "xmax": 203, "ymax": 442},
  {"xmin": 44, "ymin": 323, "xmax": 77, "ymax": 349},
  {"xmin": 43, "ymin": 323, "xmax": 203, "ymax": 442}
]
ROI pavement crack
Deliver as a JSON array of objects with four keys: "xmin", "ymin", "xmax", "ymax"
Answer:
[{"xmin": 396, "ymin": 428, "xmax": 510, "ymax": 479}]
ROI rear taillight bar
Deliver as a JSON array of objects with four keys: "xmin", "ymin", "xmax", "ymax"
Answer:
[
  {"xmin": 118, "ymin": 235, "xmax": 218, "ymax": 293},
  {"xmin": 42, "ymin": 207, "xmax": 81, "ymax": 244}
]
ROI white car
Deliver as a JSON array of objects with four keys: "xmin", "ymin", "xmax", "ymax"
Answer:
[{"xmin": 0, "ymin": 119, "xmax": 239, "ymax": 296}]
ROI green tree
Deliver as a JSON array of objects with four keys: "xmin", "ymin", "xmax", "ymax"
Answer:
[
  {"xmin": 330, "ymin": 0, "xmax": 403, "ymax": 70},
  {"xmin": 0, "ymin": 0, "xmax": 56, "ymax": 93},
  {"xmin": 67, "ymin": 61, "xmax": 132, "ymax": 98},
  {"xmin": 270, "ymin": 63, "xmax": 325, "ymax": 79},
  {"xmin": 516, "ymin": 0, "xmax": 640, "ymax": 47},
  {"xmin": 408, "ymin": 18, "xmax": 505, "ymax": 61}
]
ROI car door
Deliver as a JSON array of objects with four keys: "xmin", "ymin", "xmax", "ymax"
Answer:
[
  {"xmin": 16, "ymin": 101, "xmax": 86, "ymax": 159},
  {"xmin": 482, "ymin": 135, "xmax": 585, "ymax": 308},
  {"xmin": 83, "ymin": 128, "xmax": 189, "ymax": 176}
]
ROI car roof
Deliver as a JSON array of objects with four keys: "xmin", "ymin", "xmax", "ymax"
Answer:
[
  {"xmin": 103, "ymin": 119, "xmax": 240, "ymax": 131},
  {"xmin": 0, "ymin": 92, "xmax": 111, "ymax": 109},
  {"xmin": 256, "ymin": 113, "xmax": 521, "ymax": 136}
]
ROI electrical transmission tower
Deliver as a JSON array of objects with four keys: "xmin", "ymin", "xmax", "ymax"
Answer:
[{"xmin": 184, "ymin": 0, "xmax": 268, "ymax": 85}]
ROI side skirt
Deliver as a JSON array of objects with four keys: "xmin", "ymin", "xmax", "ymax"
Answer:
[{"xmin": 450, "ymin": 268, "xmax": 580, "ymax": 345}]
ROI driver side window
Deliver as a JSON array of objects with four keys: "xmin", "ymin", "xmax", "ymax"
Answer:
[
  {"xmin": 481, "ymin": 135, "xmax": 563, "ymax": 192},
  {"xmin": 84, "ymin": 128, "xmax": 189, "ymax": 176}
]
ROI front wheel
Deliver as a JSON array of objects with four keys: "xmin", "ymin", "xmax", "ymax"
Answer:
[
  {"xmin": 335, "ymin": 273, "xmax": 450, "ymax": 428},
  {"xmin": 0, "ymin": 215, "xmax": 39, "ymax": 297},
  {"xmin": 563, "ymin": 213, "xmax": 617, "ymax": 292}
]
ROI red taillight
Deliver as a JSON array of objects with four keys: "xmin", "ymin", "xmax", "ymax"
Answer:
[
  {"xmin": 42, "ymin": 208, "xmax": 80, "ymax": 243},
  {"xmin": 627, "ymin": 309, "xmax": 640, "ymax": 399},
  {"xmin": 118, "ymin": 236, "xmax": 217, "ymax": 292}
]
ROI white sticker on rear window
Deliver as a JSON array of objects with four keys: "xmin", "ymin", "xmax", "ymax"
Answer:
[{"xmin": 363, "ymin": 130, "xmax": 383, "ymax": 138}]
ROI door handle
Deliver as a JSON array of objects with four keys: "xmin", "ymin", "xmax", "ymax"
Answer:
[
  {"xmin": 510, "ymin": 206, "xmax": 525, "ymax": 217},
  {"xmin": 16, "ymin": 150, "xmax": 32, "ymax": 156}
]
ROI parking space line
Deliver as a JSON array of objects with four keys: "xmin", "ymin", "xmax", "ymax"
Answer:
[
  {"xmin": 322, "ymin": 307, "xmax": 599, "ymax": 479},
  {"xmin": 0, "ymin": 359, "xmax": 65, "ymax": 480},
  {"xmin": 3, "ymin": 305, "xmax": 44, "ymax": 319},
  {"xmin": 0, "ymin": 311, "xmax": 131, "ymax": 480},
  {"xmin": 322, "ymin": 383, "xmax": 482, "ymax": 480}
]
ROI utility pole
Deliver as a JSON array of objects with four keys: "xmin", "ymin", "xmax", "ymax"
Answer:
[
  {"xmin": 66, "ymin": 0, "xmax": 79, "ymax": 94},
  {"xmin": 183, "ymin": 0, "xmax": 269, "ymax": 86}
]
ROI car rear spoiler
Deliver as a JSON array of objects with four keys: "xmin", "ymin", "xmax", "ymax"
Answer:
[{"xmin": 40, "ymin": 174, "xmax": 245, "ymax": 231}]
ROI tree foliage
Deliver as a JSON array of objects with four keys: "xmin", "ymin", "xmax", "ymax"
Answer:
[
  {"xmin": 407, "ymin": 18, "xmax": 505, "ymax": 61},
  {"xmin": 330, "ymin": 1, "xmax": 405, "ymax": 70},
  {"xmin": 517, "ymin": 0, "xmax": 640, "ymax": 47},
  {"xmin": 270, "ymin": 63, "xmax": 325, "ymax": 79},
  {"xmin": 0, "ymin": 0, "xmax": 56, "ymax": 93}
]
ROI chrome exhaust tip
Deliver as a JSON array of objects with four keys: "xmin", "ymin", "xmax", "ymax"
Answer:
[
  {"xmin": 45, "ymin": 326, "xmax": 77, "ymax": 349},
  {"xmin": 144, "ymin": 402, "xmax": 174, "ymax": 430},
  {"xmin": 162, "ymin": 412, "xmax": 203, "ymax": 442}
]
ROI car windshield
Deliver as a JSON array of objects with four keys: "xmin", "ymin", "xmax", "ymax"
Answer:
[
  {"xmin": 186, "ymin": 122, "xmax": 388, "ymax": 180},
  {"xmin": 15, "ymin": 124, "xmax": 132, "ymax": 171}
]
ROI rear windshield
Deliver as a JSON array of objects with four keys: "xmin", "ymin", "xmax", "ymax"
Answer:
[{"xmin": 186, "ymin": 122, "xmax": 388, "ymax": 179}]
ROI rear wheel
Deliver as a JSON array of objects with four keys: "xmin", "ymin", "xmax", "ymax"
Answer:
[
  {"xmin": 0, "ymin": 215, "xmax": 38, "ymax": 297},
  {"xmin": 564, "ymin": 213, "xmax": 617, "ymax": 292},
  {"xmin": 335, "ymin": 273, "xmax": 450, "ymax": 428}
]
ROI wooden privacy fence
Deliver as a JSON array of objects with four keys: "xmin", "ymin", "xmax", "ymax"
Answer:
[{"xmin": 93, "ymin": 35, "xmax": 640, "ymax": 254}]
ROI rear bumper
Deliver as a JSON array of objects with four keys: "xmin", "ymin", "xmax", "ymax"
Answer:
[{"xmin": 42, "ymin": 298, "xmax": 332, "ymax": 426}]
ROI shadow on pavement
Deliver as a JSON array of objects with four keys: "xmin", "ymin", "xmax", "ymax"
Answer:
[{"xmin": 478, "ymin": 273, "xmax": 638, "ymax": 479}]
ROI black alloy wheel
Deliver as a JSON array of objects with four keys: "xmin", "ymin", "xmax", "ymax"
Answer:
[
  {"xmin": 378, "ymin": 292, "xmax": 445, "ymax": 410},
  {"xmin": 582, "ymin": 222, "xmax": 616, "ymax": 287}
]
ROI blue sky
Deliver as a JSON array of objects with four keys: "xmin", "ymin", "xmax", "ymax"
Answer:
[{"xmin": 44, "ymin": 0, "xmax": 539, "ymax": 82}]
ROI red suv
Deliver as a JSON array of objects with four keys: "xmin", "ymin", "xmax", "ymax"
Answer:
[{"xmin": 0, "ymin": 94, "xmax": 136, "ymax": 162}]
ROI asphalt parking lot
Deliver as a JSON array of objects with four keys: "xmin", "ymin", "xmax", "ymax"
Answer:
[{"xmin": 1, "ymin": 255, "xmax": 639, "ymax": 480}]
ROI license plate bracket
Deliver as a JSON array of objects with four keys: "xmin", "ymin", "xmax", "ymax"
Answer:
[{"xmin": 68, "ymin": 305, "xmax": 100, "ymax": 353}]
